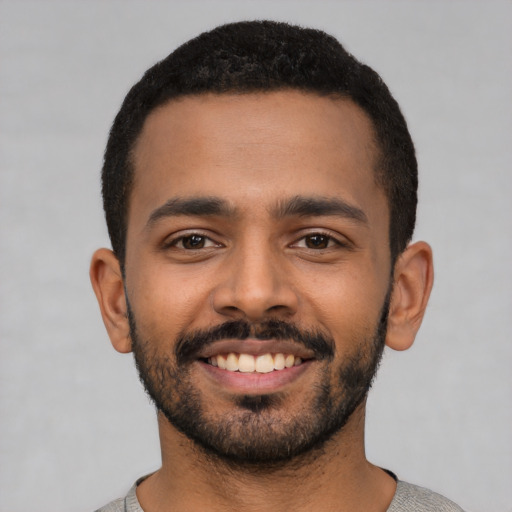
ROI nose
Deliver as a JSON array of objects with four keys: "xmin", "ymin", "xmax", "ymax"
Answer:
[{"xmin": 212, "ymin": 241, "xmax": 299, "ymax": 321}]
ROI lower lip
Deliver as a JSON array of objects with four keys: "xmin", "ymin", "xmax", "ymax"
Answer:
[{"xmin": 198, "ymin": 359, "xmax": 313, "ymax": 393}]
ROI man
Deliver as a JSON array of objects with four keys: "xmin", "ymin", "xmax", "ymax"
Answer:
[{"xmin": 90, "ymin": 21, "xmax": 464, "ymax": 511}]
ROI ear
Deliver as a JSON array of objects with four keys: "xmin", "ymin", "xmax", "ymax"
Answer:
[
  {"xmin": 385, "ymin": 241, "xmax": 434, "ymax": 351},
  {"xmin": 90, "ymin": 248, "xmax": 132, "ymax": 353}
]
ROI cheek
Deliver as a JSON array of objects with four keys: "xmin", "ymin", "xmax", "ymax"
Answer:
[
  {"xmin": 298, "ymin": 264, "xmax": 386, "ymax": 336},
  {"xmin": 128, "ymin": 261, "xmax": 214, "ymax": 340}
]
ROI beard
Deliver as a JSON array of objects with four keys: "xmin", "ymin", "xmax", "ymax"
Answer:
[{"xmin": 128, "ymin": 293, "xmax": 390, "ymax": 468}]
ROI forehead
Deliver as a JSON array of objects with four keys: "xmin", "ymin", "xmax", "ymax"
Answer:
[{"xmin": 129, "ymin": 91, "xmax": 385, "ymax": 227}]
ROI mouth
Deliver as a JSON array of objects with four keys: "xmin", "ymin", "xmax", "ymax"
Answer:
[
  {"xmin": 196, "ymin": 339, "xmax": 315, "ymax": 393},
  {"xmin": 204, "ymin": 352, "xmax": 304, "ymax": 374}
]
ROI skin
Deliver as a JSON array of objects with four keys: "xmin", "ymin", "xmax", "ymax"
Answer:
[{"xmin": 90, "ymin": 91, "xmax": 434, "ymax": 512}]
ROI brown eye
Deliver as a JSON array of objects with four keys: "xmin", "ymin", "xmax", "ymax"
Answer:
[
  {"xmin": 304, "ymin": 234, "xmax": 331, "ymax": 249},
  {"xmin": 180, "ymin": 235, "xmax": 206, "ymax": 249}
]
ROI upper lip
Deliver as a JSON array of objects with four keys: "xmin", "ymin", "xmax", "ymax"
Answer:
[{"xmin": 197, "ymin": 339, "xmax": 316, "ymax": 360}]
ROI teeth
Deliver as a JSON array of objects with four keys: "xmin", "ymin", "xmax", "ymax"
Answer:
[
  {"xmin": 255, "ymin": 353, "xmax": 274, "ymax": 373},
  {"xmin": 226, "ymin": 353, "xmax": 238, "ymax": 372},
  {"xmin": 208, "ymin": 353, "xmax": 304, "ymax": 373},
  {"xmin": 274, "ymin": 353, "xmax": 285, "ymax": 370},
  {"xmin": 217, "ymin": 354, "xmax": 227, "ymax": 370},
  {"xmin": 238, "ymin": 353, "xmax": 255, "ymax": 373}
]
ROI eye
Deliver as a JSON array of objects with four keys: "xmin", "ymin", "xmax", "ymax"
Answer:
[
  {"xmin": 294, "ymin": 233, "xmax": 339, "ymax": 250},
  {"xmin": 171, "ymin": 234, "xmax": 218, "ymax": 250}
]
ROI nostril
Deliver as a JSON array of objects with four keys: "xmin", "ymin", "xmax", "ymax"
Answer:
[{"xmin": 211, "ymin": 267, "xmax": 300, "ymax": 320}]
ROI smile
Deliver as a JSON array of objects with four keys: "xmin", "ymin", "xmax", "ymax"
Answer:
[
  {"xmin": 207, "ymin": 352, "xmax": 303, "ymax": 373},
  {"xmin": 197, "ymin": 339, "xmax": 315, "ymax": 391}
]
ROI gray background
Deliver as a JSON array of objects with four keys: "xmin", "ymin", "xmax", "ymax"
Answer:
[{"xmin": 1, "ymin": 1, "xmax": 511, "ymax": 511}]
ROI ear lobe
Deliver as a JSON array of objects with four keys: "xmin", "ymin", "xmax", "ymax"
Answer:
[
  {"xmin": 385, "ymin": 241, "xmax": 434, "ymax": 351},
  {"xmin": 90, "ymin": 248, "xmax": 132, "ymax": 353}
]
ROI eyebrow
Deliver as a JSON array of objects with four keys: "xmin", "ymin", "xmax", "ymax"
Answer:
[
  {"xmin": 146, "ymin": 197, "xmax": 235, "ymax": 227},
  {"xmin": 274, "ymin": 195, "xmax": 368, "ymax": 224},
  {"xmin": 146, "ymin": 194, "xmax": 368, "ymax": 228}
]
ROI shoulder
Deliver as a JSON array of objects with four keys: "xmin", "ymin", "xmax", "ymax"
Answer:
[
  {"xmin": 95, "ymin": 480, "xmax": 143, "ymax": 512},
  {"xmin": 94, "ymin": 496, "xmax": 124, "ymax": 512},
  {"xmin": 388, "ymin": 480, "xmax": 465, "ymax": 512}
]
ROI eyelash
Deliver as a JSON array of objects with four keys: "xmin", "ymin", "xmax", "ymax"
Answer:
[
  {"xmin": 165, "ymin": 233, "xmax": 220, "ymax": 250},
  {"xmin": 291, "ymin": 231, "xmax": 347, "ymax": 250},
  {"xmin": 164, "ymin": 231, "xmax": 347, "ymax": 251}
]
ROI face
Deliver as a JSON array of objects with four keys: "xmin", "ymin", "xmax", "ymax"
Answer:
[{"xmin": 124, "ymin": 91, "xmax": 392, "ymax": 465}]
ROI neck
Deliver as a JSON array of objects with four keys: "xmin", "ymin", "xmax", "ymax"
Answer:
[{"xmin": 136, "ymin": 405, "xmax": 396, "ymax": 512}]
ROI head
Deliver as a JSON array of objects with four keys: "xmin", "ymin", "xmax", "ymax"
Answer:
[
  {"xmin": 102, "ymin": 20, "xmax": 417, "ymax": 269},
  {"xmin": 91, "ymin": 21, "xmax": 433, "ymax": 467}
]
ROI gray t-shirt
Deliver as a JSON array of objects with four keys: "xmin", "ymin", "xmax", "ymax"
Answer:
[{"xmin": 95, "ymin": 476, "xmax": 465, "ymax": 511}]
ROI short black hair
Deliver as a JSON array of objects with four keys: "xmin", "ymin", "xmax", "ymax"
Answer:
[{"xmin": 102, "ymin": 20, "xmax": 417, "ymax": 267}]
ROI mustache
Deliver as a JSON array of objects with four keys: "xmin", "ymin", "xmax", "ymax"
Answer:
[{"xmin": 175, "ymin": 319, "xmax": 335, "ymax": 365}]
